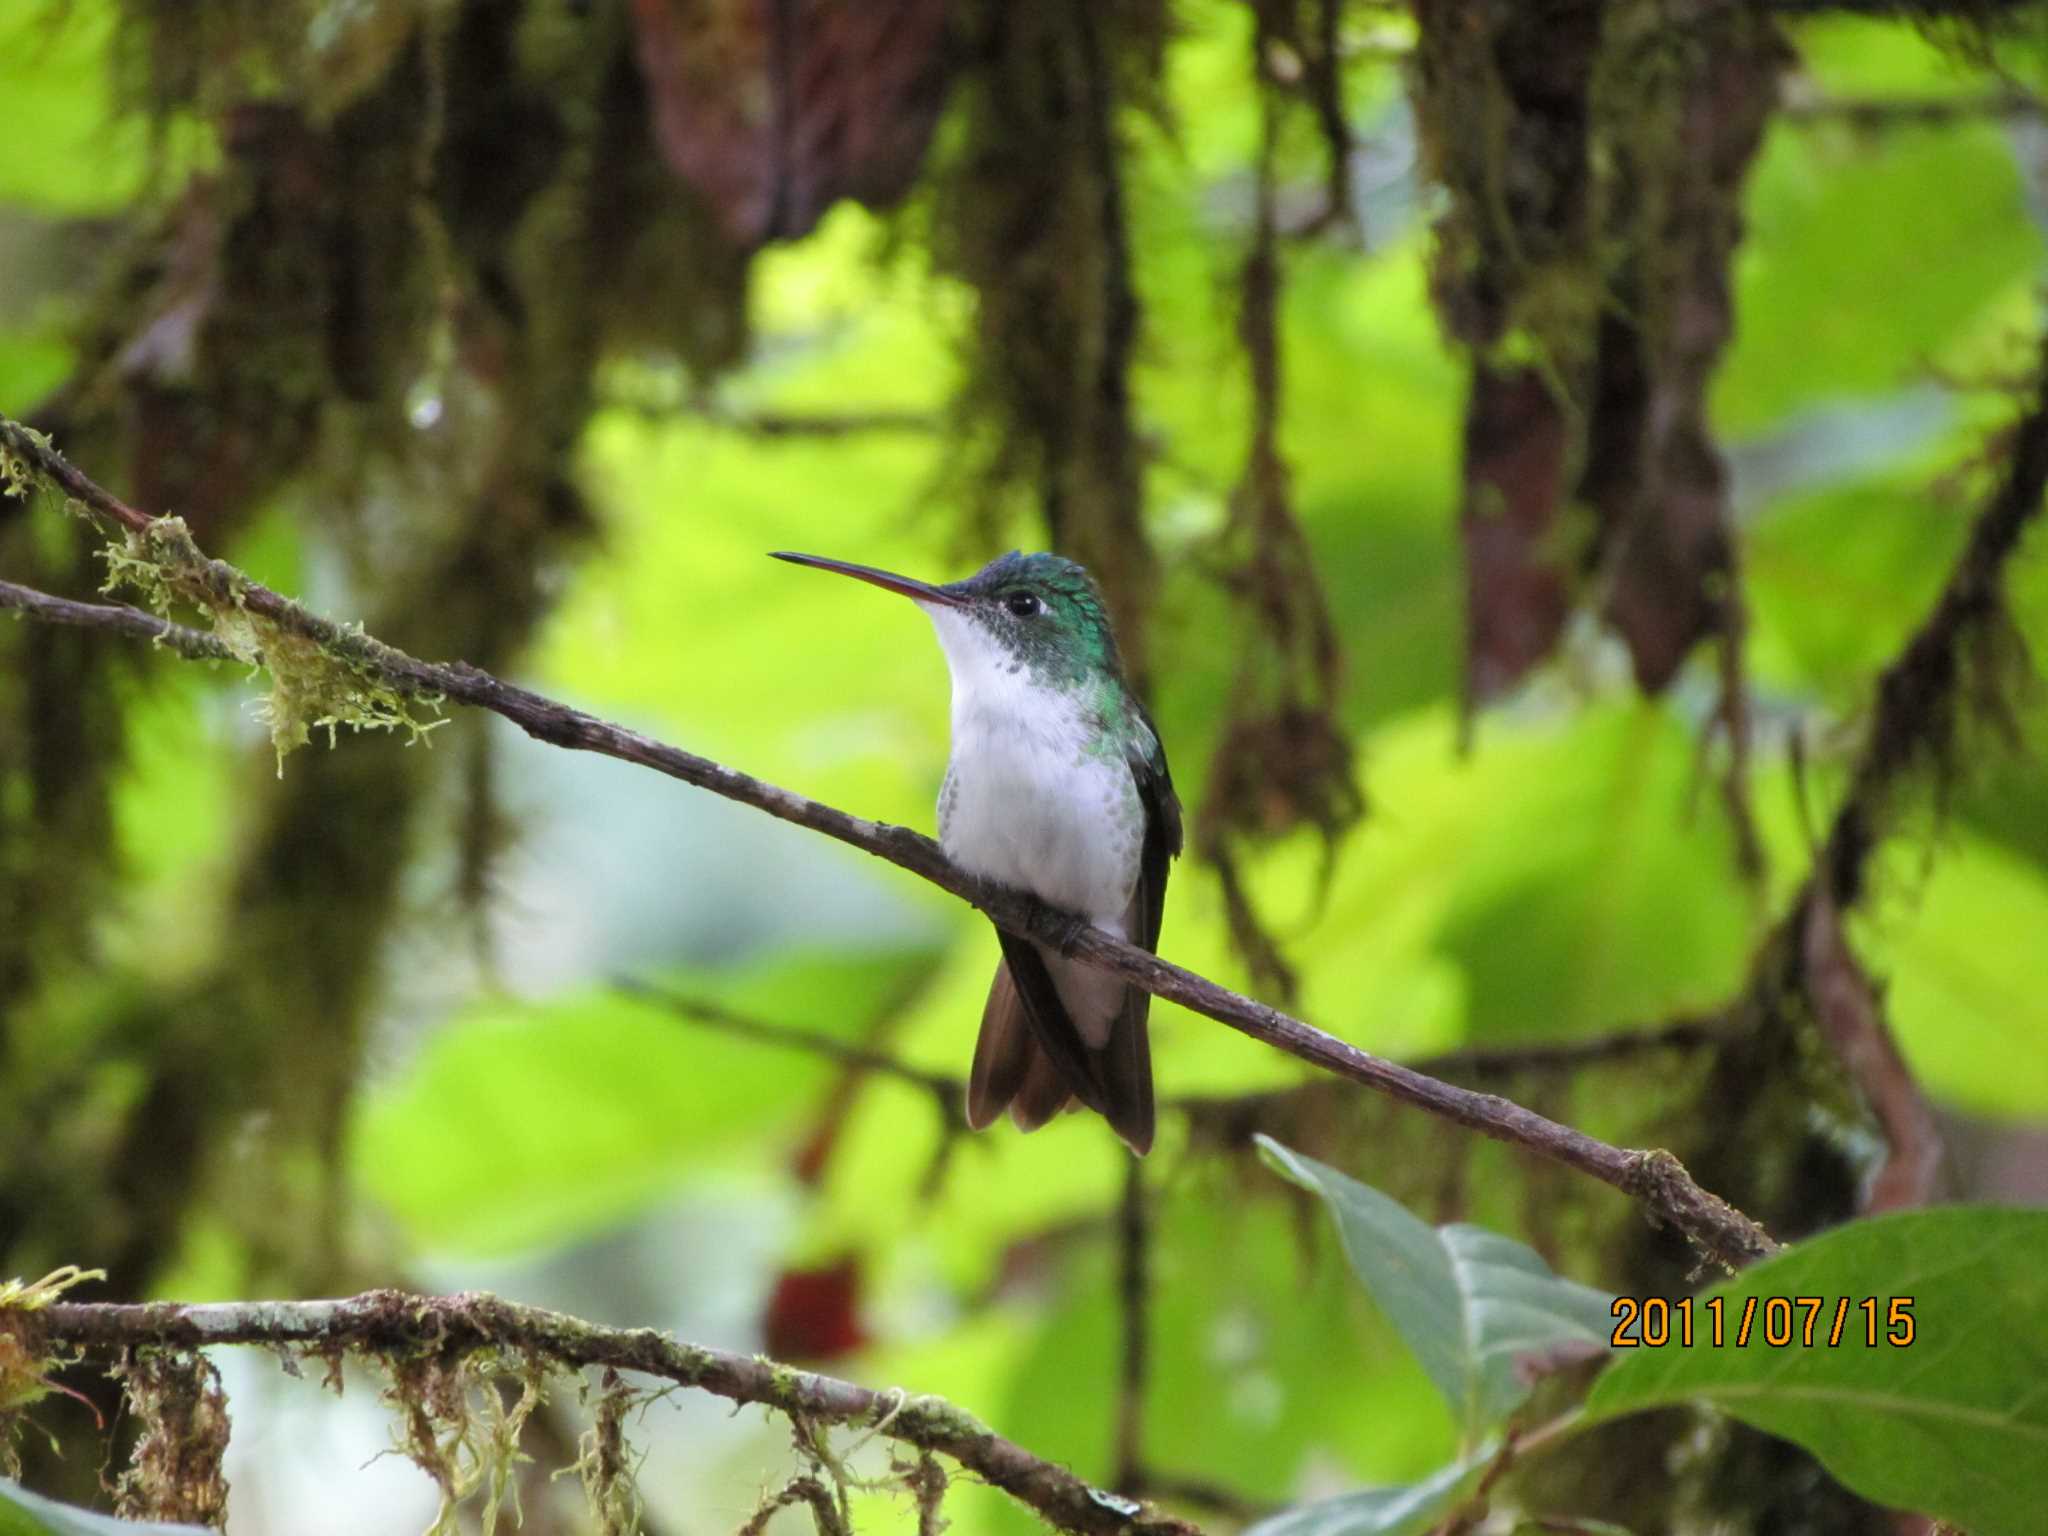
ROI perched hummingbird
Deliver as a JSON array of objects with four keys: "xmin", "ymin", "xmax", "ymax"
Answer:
[{"xmin": 771, "ymin": 550, "xmax": 1182, "ymax": 1154}]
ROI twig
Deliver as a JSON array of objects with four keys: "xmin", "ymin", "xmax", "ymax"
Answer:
[
  {"xmin": 1411, "ymin": 1015, "xmax": 1735, "ymax": 1080},
  {"xmin": 0, "ymin": 413, "xmax": 1778, "ymax": 1268},
  {"xmin": 1113, "ymin": 1158, "xmax": 1148, "ymax": 1494},
  {"xmin": 617, "ymin": 979, "xmax": 960, "ymax": 1105},
  {"xmin": 615, "ymin": 976, "xmax": 966, "ymax": 1191},
  {"xmin": 683, "ymin": 401, "xmax": 940, "ymax": 438},
  {"xmin": 637, "ymin": 985, "xmax": 1734, "ymax": 1120},
  {"xmin": 1802, "ymin": 887, "xmax": 1943, "ymax": 1211},
  {"xmin": 1133, "ymin": 1475, "xmax": 1278, "ymax": 1523},
  {"xmin": 1781, "ymin": 89, "xmax": 2046, "ymax": 129},
  {"xmin": 796, "ymin": 964, "xmax": 952, "ymax": 1190},
  {"xmin": 17, "ymin": 1291, "xmax": 1200, "ymax": 1536},
  {"xmin": 0, "ymin": 579, "xmax": 235, "ymax": 662},
  {"xmin": 1429, "ymin": 1419, "xmax": 1526, "ymax": 1536},
  {"xmin": 1715, "ymin": 586, "xmax": 1769, "ymax": 889}
]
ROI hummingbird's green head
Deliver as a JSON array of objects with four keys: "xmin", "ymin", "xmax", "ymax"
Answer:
[{"xmin": 771, "ymin": 549, "xmax": 1125, "ymax": 688}]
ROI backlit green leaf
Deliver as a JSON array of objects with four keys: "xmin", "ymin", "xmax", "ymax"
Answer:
[{"xmin": 1258, "ymin": 1136, "xmax": 1614, "ymax": 1442}]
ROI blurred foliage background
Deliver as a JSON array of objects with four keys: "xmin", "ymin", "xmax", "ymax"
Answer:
[{"xmin": 2, "ymin": 0, "xmax": 2047, "ymax": 1531}]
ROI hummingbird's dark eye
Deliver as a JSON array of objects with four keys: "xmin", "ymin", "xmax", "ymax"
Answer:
[{"xmin": 1003, "ymin": 590, "xmax": 1042, "ymax": 618}]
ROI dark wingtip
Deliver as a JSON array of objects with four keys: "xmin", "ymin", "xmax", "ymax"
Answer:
[{"xmin": 1107, "ymin": 1103, "xmax": 1155, "ymax": 1157}]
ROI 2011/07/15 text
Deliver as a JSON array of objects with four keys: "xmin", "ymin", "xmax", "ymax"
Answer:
[{"xmin": 1610, "ymin": 1296, "xmax": 1915, "ymax": 1348}]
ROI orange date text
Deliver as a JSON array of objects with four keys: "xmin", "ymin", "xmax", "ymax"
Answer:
[{"xmin": 1609, "ymin": 1296, "xmax": 1915, "ymax": 1348}]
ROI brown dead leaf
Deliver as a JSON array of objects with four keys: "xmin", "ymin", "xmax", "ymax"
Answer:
[
  {"xmin": 629, "ymin": 0, "xmax": 952, "ymax": 247},
  {"xmin": 1461, "ymin": 365, "xmax": 1573, "ymax": 703}
]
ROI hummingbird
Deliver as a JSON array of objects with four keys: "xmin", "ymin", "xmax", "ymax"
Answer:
[{"xmin": 771, "ymin": 549, "xmax": 1181, "ymax": 1155}]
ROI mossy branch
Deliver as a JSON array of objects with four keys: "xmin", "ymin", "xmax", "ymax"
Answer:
[
  {"xmin": 0, "ymin": 410, "xmax": 1778, "ymax": 1269},
  {"xmin": 12, "ymin": 1290, "xmax": 1199, "ymax": 1536}
]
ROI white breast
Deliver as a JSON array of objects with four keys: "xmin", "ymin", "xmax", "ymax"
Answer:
[{"xmin": 923, "ymin": 605, "xmax": 1142, "ymax": 927}]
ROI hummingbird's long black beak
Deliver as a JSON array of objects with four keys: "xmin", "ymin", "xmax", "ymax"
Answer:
[{"xmin": 769, "ymin": 551, "xmax": 965, "ymax": 607}]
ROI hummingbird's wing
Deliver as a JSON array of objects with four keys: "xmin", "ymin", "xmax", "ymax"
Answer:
[
  {"xmin": 1091, "ymin": 717, "xmax": 1183, "ymax": 1154},
  {"xmin": 966, "ymin": 961, "xmax": 1033, "ymax": 1127},
  {"xmin": 966, "ymin": 957, "xmax": 1100, "ymax": 1129},
  {"xmin": 1007, "ymin": 1024, "xmax": 1077, "ymax": 1131},
  {"xmin": 1126, "ymin": 712, "xmax": 1185, "ymax": 948},
  {"xmin": 979, "ymin": 930, "xmax": 1113, "ymax": 1115},
  {"xmin": 965, "ymin": 713, "xmax": 1182, "ymax": 1154}
]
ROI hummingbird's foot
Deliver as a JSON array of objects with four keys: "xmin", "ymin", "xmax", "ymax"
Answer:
[{"xmin": 1050, "ymin": 909, "xmax": 1096, "ymax": 957}]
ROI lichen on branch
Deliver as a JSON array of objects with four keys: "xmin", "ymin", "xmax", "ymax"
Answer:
[
  {"xmin": 14, "ymin": 1289, "xmax": 1204, "ymax": 1536},
  {"xmin": 95, "ymin": 513, "xmax": 446, "ymax": 772}
]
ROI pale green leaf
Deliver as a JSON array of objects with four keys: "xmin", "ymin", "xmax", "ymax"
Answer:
[{"xmin": 0, "ymin": 1482, "xmax": 207, "ymax": 1536}]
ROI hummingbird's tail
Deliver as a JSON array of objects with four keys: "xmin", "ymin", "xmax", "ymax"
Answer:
[{"xmin": 966, "ymin": 938, "xmax": 1155, "ymax": 1155}]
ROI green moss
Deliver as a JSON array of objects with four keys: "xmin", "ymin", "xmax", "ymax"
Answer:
[
  {"xmin": 566, "ymin": 1370, "xmax": 643, "ymax": 1536},
  {"xmin": 96, "ymin": 516, "xmax": 446, "ymax": 773},
  {"xmin": 927, "ymin": 0, "xmax": 1166, "ymax": 670},
  {"xmin": 380, "ymin": 1347, "xmax": 552, "ymax": 1536},
  {"xmin": 0, "ymin": 1267, "xmax": 104, "ymax": 1471},
  {"xmin": 112, "ymin": 1349, "xmax": 231, "ymax": 1525}
]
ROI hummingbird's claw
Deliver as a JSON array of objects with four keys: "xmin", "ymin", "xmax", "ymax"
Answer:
[{"xmin": 1051, "ymin": 910, "xmax": 1095, "ymax": 957}]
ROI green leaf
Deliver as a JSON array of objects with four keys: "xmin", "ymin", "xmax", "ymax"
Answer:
[
  {"xmin": 1859, "ymin": 835, "xmax": 2048, "ymax": 1118},
  {"xmin": 1715, "ymin": 119, "xmax": 2040, "ymax": 435},
  {"xmin": 1584, "ymin": 1206, "xmax": 2048, "ymax": 1536},
  {"xmin": 1243, "ymin": 1453, "xmax": 1484, "ymax": 1536},
  {"xmin": 1271, "ymin": 703, "xmax": 1787, "ymax": 1057},
  {"xmin": 351, "ymin": 947, "xmax": 938, "ymax": 1254},
  {"xmin": 1256, "ymin": 1136, "xmax": 1615, "ymax": 1442},
  {"xmin": 0, "ymin": 1482, "xmax": 208, "ymax": 1536}
]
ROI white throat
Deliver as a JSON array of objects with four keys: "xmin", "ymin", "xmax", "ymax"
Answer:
[{"xmin": 919, "ymin": 602, "xmax": 1140, "ymax": 934}]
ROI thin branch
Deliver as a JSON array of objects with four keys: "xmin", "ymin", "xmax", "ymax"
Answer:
[
  {"xmin": 618, "ymin": 979, "xmax": 961, "ymax": 1105},
  {"xmin": 594, "ymin": 379, "xmax": 940, "ymax": 438},
  {"xmin": 0, "ymin": 413, "xmax": 1777, "ymax": 1268},
  {"xmin": 1411, "ymin": 1014, "xmax": 1736, "ymax": 1081},
  {"xmin": 1134, "ymin": 1475, "xmax": 1278, "ymax": 1524},
  {"xmin": 0, "ymin": 579, "xmax": 235, "ymax": 662},
  {"xmin": 1802, "ymin": 887, "xmax": 1943, "ymax": 1211},
  {"xmin": 1714, "ymin": 583, "xmax": 1769, "ymax": 890},
  {"xmin": 632, "ymin": 983, "xmax": 1734, "ymax": 1117},
  {"xmin": 18, "ymin": 1291, "xmax": 1199, "ymax": 1536},
  {"xmin": 681, "ymin": 401, "xmax": 940, "ymax": 438},
  {"xmin": 1113, "ymin": 1158, "xmax": 1148, "ymax": 1495},
  {"xmin": 1781, "ymin": 89, "xmax": 2046, "ymax": 129}
]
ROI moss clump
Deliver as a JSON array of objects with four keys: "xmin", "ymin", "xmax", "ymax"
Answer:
[
  {"xmin": 97, "ymin": 516, "xmax": 446, "ymax": 774},
  {"xmin": 384, "ymin": 1347, "xmax": 549, "ymax": 1536},
  {"xmin": 113, "ymin": 1349, "xmax": 232, "ymax": 1527},
  {"xmin": 927, "ymin": 0, "xmax": 1167, "ymax": 677},
  {"xmin": 0, "ymin": 426, "xmax": 54, "ymax": 502},
  {"xmin": 564, "ymin": 1368, "xmax": 643, "ymax": 1536},
  {"xmin": 0, "ymin": 1268, "xmax": 105, "ymax": 1475}
]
